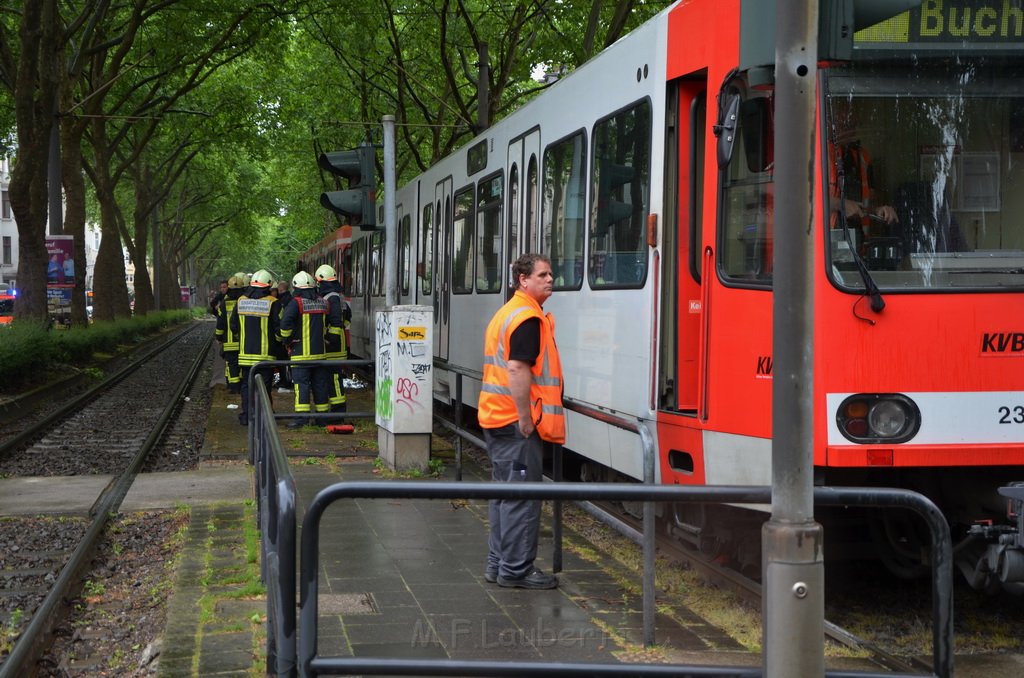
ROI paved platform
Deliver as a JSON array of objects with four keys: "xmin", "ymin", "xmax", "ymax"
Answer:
[{"xmin": 148, "ymin": 351, "xmax": 1024, "ymax": 676}]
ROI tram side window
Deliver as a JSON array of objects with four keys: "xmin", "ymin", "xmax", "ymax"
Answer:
[
  {"xmin": 542, "ymin": 131, "xmax": 586, "ymax": 290},
  {"xmin": 477, "ymin": 173, "xmax": 503, "ymax": 293},
  {"xmin": 400, "ymin": 214, "xmax": 411, "ymax": 295},
  {"xmin": 590, "ymin": 100, "xmax": 651, "ymax": 289},
  {"xmin": 371, "ymin": 231, "xmax": 385, "ymax": 297},
  {"xmin": 351, "ymin": 239, "xmax": 366, "ymax": 297},
  {"xmin": 720, "ymin": 94, "xmax": 774, "ymax": 284},
  {"xmin": 419, "ymin": 203, "xmax": 433, "ymax": 295},
  {"xmin": 452, "ymin": 186, "xmax": 475, "ymax": 294},
  {"xmin": 341, "ymin": 246, "xmax": 352, "ymax": 296}
]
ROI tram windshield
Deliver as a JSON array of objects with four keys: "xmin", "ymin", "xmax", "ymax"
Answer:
[{"xmin": 824, "ymin": 60, "xmax": 1024, "ymax": 291}]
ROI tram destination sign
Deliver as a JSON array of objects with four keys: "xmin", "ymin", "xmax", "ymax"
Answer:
[{"xmin": 855, "ymin": 0, "xmax": 1024, "ymax": 49}]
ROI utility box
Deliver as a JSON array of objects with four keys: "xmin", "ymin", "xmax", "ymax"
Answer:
[{"xmin": 375, "ymin": 305, "xmax": 433, "ymax": 471}]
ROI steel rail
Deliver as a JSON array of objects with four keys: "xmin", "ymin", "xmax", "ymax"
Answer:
[
  {"xmin": 0, "ymin": 322, "xmax": 203, "ymax": 457},
  {"xmin": 0, "ymin": 326, "xmax": 212, "ymax": 678}
]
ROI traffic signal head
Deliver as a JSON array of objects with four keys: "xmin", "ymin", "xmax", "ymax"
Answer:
[{"xmin": 318, "ymin": 143, "xmax": 377, "ymax": 229}]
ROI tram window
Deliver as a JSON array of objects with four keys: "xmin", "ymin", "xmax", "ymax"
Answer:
[
  {"xmin": 541, "ymin": 131, "xmax": 586, "ymax": 290},
  {"xmin": 590, "ymin": 99, "xmax": 651, "ymax": 289},
  {"xmin": 371, "ymin": 231, "xmax": 385, "ymax": 297},
  {"xmin": 476, "ymin": 173, "xmax": 503, "ymax": 293},
  {"xmin": 341, "ymin": 246, "xmax": 352, "ymax": 296},
  {"xmin": 452, "ymin": 186, "xmax": 475, "ymax": 294},
  {"xmin": 400, "ymin": 213, "xmax": 411, "ymax": 295},
  {"xmin": 824, "ymin": 64, "xmax": 1024, "ymax": 291},
  {"xmin": 419, "ymin": 203, "xmax": 433, "ymax": 295},
  {"xmin": 720, "ymin": 94, "xmax": 775, "ymax": 285},
  {"xmin": 351, "ymin": 239, "xmax": 366, "ymax": 297}
]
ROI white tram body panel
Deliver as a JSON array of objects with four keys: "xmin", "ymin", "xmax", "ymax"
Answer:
[{"xmin": 348, "ymin": 9, "xmax": 674, "ymax": 483}]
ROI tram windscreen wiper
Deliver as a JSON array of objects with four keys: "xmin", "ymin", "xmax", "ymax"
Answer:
[
  {"xmin": 839, "ymin": 218, "xmax": 885, "ymax": 312},
  {"xmin": 831, "ymin": 149, "xmax": 884, "ymax": 312}
]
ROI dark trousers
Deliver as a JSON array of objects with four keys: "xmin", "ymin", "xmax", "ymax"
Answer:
[
  {"xmin": 326, "ymin": 359, "xmax": 346, "ymax": 408},
  {"xmin": 291, "ymin": 363, "xmax": 330, "ymax": 414},
  {"xmin": 239, "ymin": 366, "xmax": 272, "ymax": 417},
  {"xmin": 223, "ymin": 349, "xmax": 240, "ymax": 391},
  {"xmin": 484, "ymin": 423, "xmax": 543, "ymax": 580}
]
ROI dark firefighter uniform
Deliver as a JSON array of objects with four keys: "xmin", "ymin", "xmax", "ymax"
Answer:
[
  {"xmin": 279, "ymin": 272, "xmax": 331, "ymax": 427},
  {"xmin": 229, "ymin": 270, "xmax": 280, "ymax": 426},
  {"xmin": 315, "ymin": 265, "xmax": 349, "ymax": 414},
  {"xmin": 214, "ymin": 276, "xmax": 244, "ymax": 393}
]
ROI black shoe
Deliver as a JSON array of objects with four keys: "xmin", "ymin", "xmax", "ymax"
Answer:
[
  {"xmin": 228, "ymin": 384, "xmax": 240, "ymax": 394},
  {"xmin": 238, "ymin": 413, "xmax": 248, "ymax": 426},
  {"xmin": 484, "ymin": 567, "xmax": 498, "ymax": 584},
  {"xmin": 497, "ymin": 569, "xmax": 557, "ymax": 590}
]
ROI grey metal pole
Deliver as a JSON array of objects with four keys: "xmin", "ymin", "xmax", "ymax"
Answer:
[
  {"xmin": 383, "ymin": 115, "xmax": 398, "ymax": 308},
  {"xmin": 764, "ymin": 1, "xmax": 823, "ymax": 677}
]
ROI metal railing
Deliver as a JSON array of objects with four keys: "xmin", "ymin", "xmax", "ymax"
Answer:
[
  {"xmin": 295, "ymin": 481, "xmax": 952, "ymax": 678},
  {"xmin": 435, "ymin": 365, "xmax": 660, "ymax": 645},
  {"xmin": 249, "ymin": 359, "xmax": 374, "ymax": 678},
  {"xmin": 253, "ymin": 361, "xmax": 954, "ymax": 677}
]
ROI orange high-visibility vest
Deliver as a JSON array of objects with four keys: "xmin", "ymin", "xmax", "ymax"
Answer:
[{"xmin": 478, "ymin": 290, "xmax": 565, "ymax": 444}]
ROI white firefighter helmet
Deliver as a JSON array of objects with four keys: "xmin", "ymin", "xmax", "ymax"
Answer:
[
  {"xmin": 314, "ymin": 264, "xmax": 337, "ymax": 282},
  {"xmin": 250, "ymin": 269, "xmax": 273, "ymax": 288},
  {"xmin": 292, "ymin": 271, "xmax": 316, "ymax": 289}
]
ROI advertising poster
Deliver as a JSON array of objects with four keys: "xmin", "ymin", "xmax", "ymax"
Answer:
[
  {"xmin": 47, "ymin": 286, "xmax": 72, "ymax": 326},
  {"xmin": 45, "ymin": 235, "xmax": 75, "ymax": 288}
]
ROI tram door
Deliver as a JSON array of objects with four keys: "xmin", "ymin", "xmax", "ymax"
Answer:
[
  {"xmin": 659, "ymin": 78, "xmax": 707, "ymax": 417},
  {"xmin": 505, "ymin": 129, "xmax": 541, "ymax": 300},
  {"xmin": 433, "ymin": 177, "xmax": 453, "ymax": 361}
]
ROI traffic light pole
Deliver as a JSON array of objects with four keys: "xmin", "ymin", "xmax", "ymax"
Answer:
[
  {"xmin": 383, "ymin": 115, "xmax": 398, "ymax": 308},
  {"xmin": 765, "ymin": 1, "xmax": 823, "ymax": 676}
]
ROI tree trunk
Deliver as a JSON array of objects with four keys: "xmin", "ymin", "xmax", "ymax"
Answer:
[
  {"xmin": 61, "ymin": 106, "xmax": 89, "ymax": 327},
  {"xmin": 8, "ymin": 0, "xmax": 61, "ymax": 324},
  {"xmin": 90, "ymin": 121, "xmax": 131, "ymax": 321}
]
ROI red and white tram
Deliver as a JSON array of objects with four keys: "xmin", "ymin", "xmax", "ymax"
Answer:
[{"xmin": 305, "ymin": 0, "xmax": 1024, "ymax": 592}]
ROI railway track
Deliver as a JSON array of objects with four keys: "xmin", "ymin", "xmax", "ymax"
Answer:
[
  {"xmin": 583, "ymin": 497, "xmax": 933, "ymax": 675},
  {"xmin": 0, "ymin": 321, "xmax": 213, "ymax": 677}
]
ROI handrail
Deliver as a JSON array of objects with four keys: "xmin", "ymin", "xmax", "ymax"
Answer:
[
  {"xmin": 251, "ymin": 360, "xmax": 376, "ymax": 678},
  {"xmin": 296, "ymin": 481, "xmax": 952, "ymax": 678},
  {"xmin": 431, "ymin": 370, "xmax": 660, "ymax": 644},
  {"xmin": 561, "ymin": 396, "xmax": 658, "ymax": 647},
  {"xmin": 245, "ymin": 359, "xmax": 376, "ymax": 464},
  {"xmin": 253, "ymin": 360, "xmax": 953, "ymax": 677},
  {"xmin": 252, "ymin": 375, "xmax": 297, "ymax": 678}
]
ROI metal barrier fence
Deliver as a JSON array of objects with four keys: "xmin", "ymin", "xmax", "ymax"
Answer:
[
  {"xmin": 251, "ymin": 361, "xmax": 954, "ymax": 678},
  {"xmin": 248, "ymin": 359, "xmax": 374, "ymax": 678},
  {"xmin": 296, "ymin": 481, "xmax": 952, "ymax": 678}
]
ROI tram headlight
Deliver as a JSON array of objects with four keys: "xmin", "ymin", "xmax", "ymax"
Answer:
[
  {"xmin": 868, "ymin": 400, "xmax": 907, "ymax": 437},
  {"xmin": 837, "ymin": 394, "xmax": 920, "ymax": 444}
]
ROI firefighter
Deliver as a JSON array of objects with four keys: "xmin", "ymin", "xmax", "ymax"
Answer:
[
  {"xmin": 230, "ymin": 269, "xmax": 281, "ymax": 426},
  {"xmin": 314, "ymin": 264, "xmax": 350, "ymax": 418},
  {"xmin": 272, "ymin": 279, "xmax": 294, "ymax": 391},
  {"xmin": 279, "ymin": 271, "xmax": 331, "ymax": 428},
  {"xmin": 214, "ymin": 275, "xmax": 245, "ymax": 394}
]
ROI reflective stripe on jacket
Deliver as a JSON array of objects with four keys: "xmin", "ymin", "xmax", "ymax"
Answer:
[
  {"xmin": 233, "ymin": 294, "xmax": 280, "ymax": 366},
  {"xmin": 280, "ymin": 296, "xmax": 328, "ymax": 361},
  {"xmin": 478, "ymin": 290, "xmax": 565, "ymax": 444},
  {"xmin": 214, "ymin": 291, "xmax": 242, "ymax": 350},
  {"xmin": 321, "ymin": 290, "xmax": 348, "ymax": 359}
]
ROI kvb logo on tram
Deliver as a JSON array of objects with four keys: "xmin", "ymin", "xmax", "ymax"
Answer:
[{"xmin": 981, "ymin": 332, "xmax": 1024, "ymax": 356}]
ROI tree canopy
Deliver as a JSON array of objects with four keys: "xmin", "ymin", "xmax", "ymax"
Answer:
[{"xmin": 0, "ymin": 0, "xmax": 671, "ymax": 321}]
